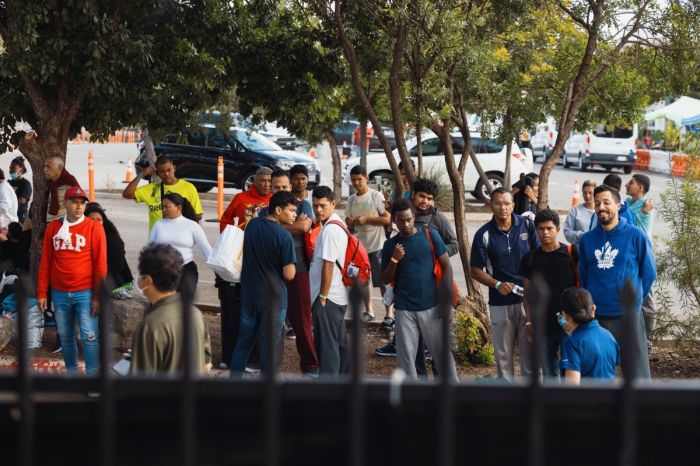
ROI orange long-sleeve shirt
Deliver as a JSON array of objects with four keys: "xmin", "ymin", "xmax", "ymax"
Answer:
[
  {"xmin": 37, "ymin": 217, "xmax": 108, "ymax": 299},
  {"xmin": 219, "ymin": 185, "xmax": 271, "ymax": 232}
]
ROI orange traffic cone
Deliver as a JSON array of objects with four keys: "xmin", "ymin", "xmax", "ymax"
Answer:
[
  {"xmin": 571, "ymin": 179, "xmax": 580, "ymax": 206},
  {"xmin": 123, "ymin": 156, "xmax": 134, "ymax": 183}
]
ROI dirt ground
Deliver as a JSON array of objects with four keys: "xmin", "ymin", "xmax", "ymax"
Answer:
[{"xmin": 2, "ymin": 313, "xmax": 698, "ymax": 380}]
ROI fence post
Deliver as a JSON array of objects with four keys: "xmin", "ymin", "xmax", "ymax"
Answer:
[
  {"xmin": 349, "ymin": 283, "xmax": 365, "ymax": 466},
  {"xmin": 180, "ymin": 274, "xmax": 197, "ymax": 466},
  {"xmin": 88, "ymin": 150, "xmax": 96, "ymax": 202},
  {"xmin": 438, "ymin": 281, "xmax": 454, "ymax": 466},
  {"xmin": 527, "ymin": 273, "xmax": 550, "ymax": 466},
  {"xmin": 217, "ymin": 157, "xmax": 224, "ymax": 220},
  {"xmin": 16, "ymin": 275, "xmax": 34, "ymax": 466},
  {"xmin": 619, "ymin": 280, "xmax": 640, "ymax": 466},
  {"xmin": 98, "ymin": 279, "xmax": 115, "ymax": 466}
]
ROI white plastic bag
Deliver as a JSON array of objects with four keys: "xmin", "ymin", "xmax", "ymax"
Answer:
[{"xmin": 206, "ymin": 219, "xmax": 244, "ymax": 283}]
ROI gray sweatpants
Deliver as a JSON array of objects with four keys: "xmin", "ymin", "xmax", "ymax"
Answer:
[
  {"xmin": 312, "ymin": 297, "xmax": 350, "ymax": 377},
  {"xmin": 598, "ymin": 310, "xmax": 651, "ymax": 380},
  {"xmin": 489, "ymin": 303, "xmax": 532, "ymax": 382},
  {"xmin": 641, "ymin": 289, "xmax": 656, "ymax": 351},
  {"xmin": 395, "ymin": 307, "xmax": 458, "ymax": 382}
]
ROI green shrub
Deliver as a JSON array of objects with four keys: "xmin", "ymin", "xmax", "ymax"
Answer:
[
  {"xmin": 453, "ymin": 306, "xmax": 494, "ymax": 365},
  {"xmin": 421, "ymin": 165, "xmax": 454, "ymax": 211}
]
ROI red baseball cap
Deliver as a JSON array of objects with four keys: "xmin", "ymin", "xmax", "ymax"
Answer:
[{"xmin": 64, "ymin": 186, "xmax": 89, "ymax": 201}]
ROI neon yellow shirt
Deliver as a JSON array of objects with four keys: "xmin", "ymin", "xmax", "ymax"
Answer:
[{"xmin": 134, "ymin": 179, "xmax": 204, "ymax": 230}]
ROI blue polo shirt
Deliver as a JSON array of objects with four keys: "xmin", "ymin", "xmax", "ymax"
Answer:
[
  {"xmin": 560, "ymin": 320, "xmax": 619, "ymax": 380},
  {"xmin": 470, "ymin": 214, "xmax": 539, "ymax": 306}
]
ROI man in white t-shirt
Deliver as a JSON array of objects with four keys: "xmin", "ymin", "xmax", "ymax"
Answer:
[
  {"xmin": 345, "ymin": 165, "xmax": 392, "ymax": 326},
  {"xmin": 309, "ymin": 186, "xmax": 350, "ymax": 376}
]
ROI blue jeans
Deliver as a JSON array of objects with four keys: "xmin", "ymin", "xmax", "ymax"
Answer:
[
  {"xmin": 230, "ymin": 302, "xmax": 286, "ymax": 376},
  {"xmin": 52, "ymin": 289, "xmax": 99, "ymax": 375}
]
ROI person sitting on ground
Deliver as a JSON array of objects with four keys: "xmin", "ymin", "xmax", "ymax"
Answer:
[
  {"xmin": 0, "ymin": 169, "xmax": 19, "ymax": 232},
  {"xmin": 85, "ymin": 203, "xmax": 134, "ymax": 293},
  {"xmin": 130, "ymin": 243, "xmax": 212, "ymax": 375},
  {"xmin": 148, "ymin": 193, "xmax": 212, "ymax": 296},
  {"xmin": 7, "ymin": 156, "xmax": 32, "ymax": 223},
  {"xmin": 559, "ymin": 287, "xmax": 620, "ymax": 384},
  {"xmin": 0, "ymin": 222, "xmax": 30, "ymax": 275}
]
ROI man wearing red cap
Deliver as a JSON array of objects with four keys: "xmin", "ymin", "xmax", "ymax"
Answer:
[{"xmin": 38, "ymin": 187, "xmax": 107, "ymax": 375}]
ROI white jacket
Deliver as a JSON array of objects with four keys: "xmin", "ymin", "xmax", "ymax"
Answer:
[{"xmin": 0, "ymin": 180, "xmax": 19, "ymax": 228}]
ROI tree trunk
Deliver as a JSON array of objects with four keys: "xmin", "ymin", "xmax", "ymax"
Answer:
[
  {"xmin": 324, "ymin": 130, "xmax": 343, "ymax": 198},
  {"xmin": 359, "ymin": 118, "xmax": 367, "ymax": 169},
  {"xmin": 504, "ymin": 139, "xmax": 513, "ymax": 190},
  {"xmin": 503, "ymin": 112, "xmax": 513, "ymax": 188},
  {"xmin": 334, "ymin": 1, "xmax": 408, "ymax": 196},
  {"xmin": 416, "ymin": 125, "xmax": 423, "ymax": 178},
  {"xmin": 431, "ymin": 122, "xmax": 489, "ymax": 338},
  {"xmin": 18, "ymin": 128, "xmax": 69, "ymax": 289}
]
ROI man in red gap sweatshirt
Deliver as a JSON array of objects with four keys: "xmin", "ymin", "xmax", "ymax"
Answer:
[
  {"xmin": 38, "ymin": 187, "xmax": 107, "ymax": 375},
  {"xmin": 217, "ymin": 166, "xmax": 272, "ymax": 369}
]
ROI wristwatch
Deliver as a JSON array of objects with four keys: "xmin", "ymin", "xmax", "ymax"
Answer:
[{"xmin": 494, "ymin": 281, "xmax": 502, "ymax": 290}]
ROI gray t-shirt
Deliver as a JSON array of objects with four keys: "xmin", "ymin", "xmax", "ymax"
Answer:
[{"xmin": 346, "ymin": 189, "xmax": 386, "ymax": 253}]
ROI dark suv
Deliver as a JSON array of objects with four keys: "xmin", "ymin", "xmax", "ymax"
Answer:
[{"xmin": 136, "ymin": 125, "xmax": 320, "ymax": 192}]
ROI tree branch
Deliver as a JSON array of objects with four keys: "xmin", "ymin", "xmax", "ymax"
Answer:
[{"xmin": 558, "ymin": 2, "xmax": 590, "ymax": 31}]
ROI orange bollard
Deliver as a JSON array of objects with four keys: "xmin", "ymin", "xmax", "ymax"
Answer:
[
  {"xmin": 88, "ymin": 150, "xmax": 96, "ymax": 202},
  {"xmin": 217, "ymin": 156, "xmax": 224, "ymax": 219},
  {"xmin": 571, "ymin": 179, "xmax": 580, "ymax": 206},
  {"xmin": 309, "ymin": 147, "xmax": 316, "ymax": 158},
  {"xmin": 123, "ymin": 156, "xmax": 134, "ymax": 182}
]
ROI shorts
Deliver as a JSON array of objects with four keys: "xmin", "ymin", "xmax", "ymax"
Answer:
[{"xmin": 368, "ymin": 251, "xmax": 384, "ymax": 288}]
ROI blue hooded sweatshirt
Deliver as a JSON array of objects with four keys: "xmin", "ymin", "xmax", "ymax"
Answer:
[{"xmin": 579, "ymin": 217, "xmax": 656, "ymax": 317}]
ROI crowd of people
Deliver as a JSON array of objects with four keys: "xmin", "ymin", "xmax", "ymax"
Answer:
[{"xmin": 0, "ymin": 151, "xmax": 658, "ymax": 383}]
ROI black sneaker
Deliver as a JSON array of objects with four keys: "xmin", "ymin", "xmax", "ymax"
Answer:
[
  {"xmin": 374, "ymin": 341, "xmax": 397, "ymax": 357},
  {"xmin": 50, "ymin": 335, "xmax": 62, "ymax": 354},
  {"xmin": 286, "ymin": 328, "xmax": 296, "ymax": 340}
]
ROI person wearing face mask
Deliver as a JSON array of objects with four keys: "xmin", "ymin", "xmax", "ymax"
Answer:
[
  {"xmin": 0, "ymin": 169, "xmax": 18, "ymax": 231},
  {"xmin": 130, "ymin": 243, "xmax": 212, "ymax": 375},
  {"xmin": 7, "ymin": 156, "xmax": 32, "ymax": 223},
  {"xmin": 148, "ymin": 193, "xmax": 212, "ymax": 296},
  {"xmin": 85, "ymin": 203, "xmax": 133, "ymax": 293},
  {"xmin": 37, "ymin": 187, "xmax": 107, "ymax": 376}
]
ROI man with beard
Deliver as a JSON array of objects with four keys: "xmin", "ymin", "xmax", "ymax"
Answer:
[{"xmin": 579, "ymin": 185, "xmax": 656, "ymax": 379}]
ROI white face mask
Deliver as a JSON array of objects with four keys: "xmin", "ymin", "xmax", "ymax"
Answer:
[{"xmin": 134, "ymin": 275, "xmax": 150, "ymax": 297}]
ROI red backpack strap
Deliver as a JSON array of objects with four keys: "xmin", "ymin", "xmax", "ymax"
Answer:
[
  {"xmin": 424, "ymin": 227, "xmax": 436, "ymax": 258},
  {"xmin": 326, "ymin": 220, "xmax": 357, "ymax": 271},
  {"xmin": 567, "ymin": 244, "xmax": 580, "ymax": 287}
]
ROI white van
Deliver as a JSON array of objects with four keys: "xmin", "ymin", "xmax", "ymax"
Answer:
[{"xmin": 562, "ymin": 124, "xmax": 638, "ymax": 173}]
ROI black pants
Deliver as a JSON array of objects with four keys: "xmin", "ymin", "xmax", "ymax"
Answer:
[
  {"xmin": 178, "ymin": 261, "xmax": 199, "ymax": 297},
  {"xmin": 216, "ymin": 276, "xmax": 241, "ymax": 367}
]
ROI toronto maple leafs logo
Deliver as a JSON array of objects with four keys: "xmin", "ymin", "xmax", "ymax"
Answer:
[{"xmin": 595, "ymin": 242, "xmax": 618, "ymax": 270}]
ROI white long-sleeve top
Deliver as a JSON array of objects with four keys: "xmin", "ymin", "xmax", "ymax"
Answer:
[
  {"xmin": 0, "ymin": 180, "xmax": 18, "ymax": 229},
  {"xmin": 563, "ymin": 204, "xmax": 595, "ymax": 245},
  {"xmin": 149, "ymin": 215, "xmax": 212, "ymax": 265}
]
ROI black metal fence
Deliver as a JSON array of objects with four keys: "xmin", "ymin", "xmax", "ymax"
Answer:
[{"xmin": 2, "ymin": 275, "xmax": 700, "ymax": 466}]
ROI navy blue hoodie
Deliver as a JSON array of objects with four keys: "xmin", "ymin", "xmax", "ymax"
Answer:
[{"xmin": 579, "ymin": 217, "xmax": 656, "ymax": 317}]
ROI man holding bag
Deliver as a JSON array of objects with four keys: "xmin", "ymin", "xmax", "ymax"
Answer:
[
  {"xmin": 216, "ymin": 167, "xmax": 272, "ymax": 369},
  {"xmin": 381, "ymin": 198, "xmax": 458, "ymax": 381}
]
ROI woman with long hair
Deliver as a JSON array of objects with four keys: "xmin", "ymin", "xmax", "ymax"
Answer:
[
  {"xmin": 85, "ymin": 202, "xmax": 133, "ymax": 292},
  {"xmin": 149, "ymin": 192, "xmax": 212, "ymax": 294}
]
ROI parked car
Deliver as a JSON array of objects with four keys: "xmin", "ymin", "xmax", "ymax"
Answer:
[
  {"xmin": 561, "ymin": 124, "xmax": 638, "ymax": 173},
  {"xmin": 256, "ymin": 121, "xmax": 302, "ymax": 150},
  {"xmin": 136, "ymin": 125, "xmax": 320, "ymax": 192},
  {"xmin": 342, "ymin": 131, "xmax": 533, "ymax": 201}
]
